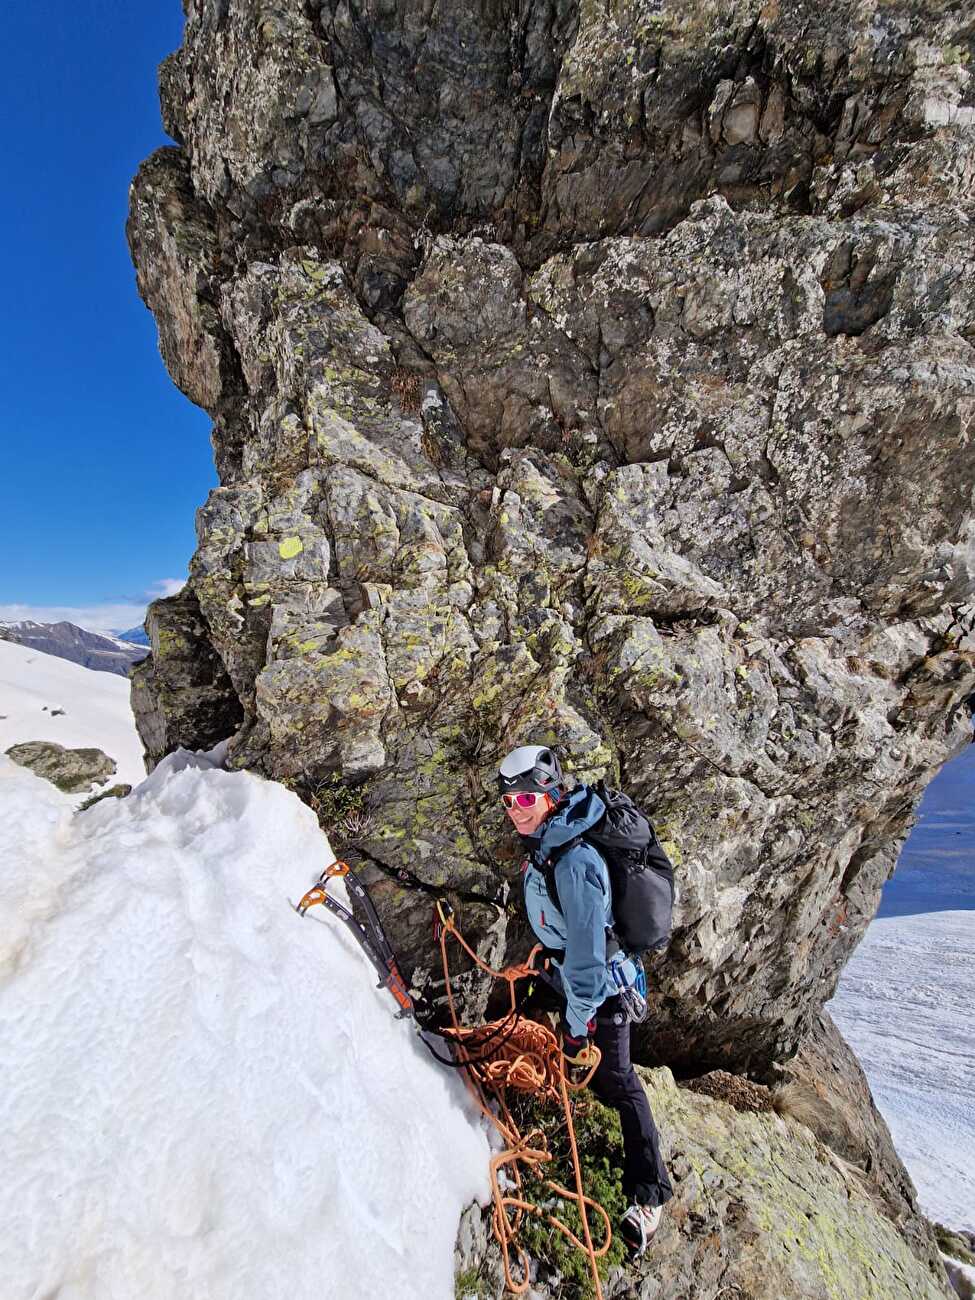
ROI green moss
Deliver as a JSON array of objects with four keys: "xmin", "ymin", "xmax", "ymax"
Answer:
[
  {"xmin": 618, "ymin": 570, "xmax": 657, "ymax": 608},
  {"xmin": 305, "ymin": 773, "xmax": 366, "ymax": 840},
  {"xmin": 417, "ymin": 746, "xmax": 452, "ymax": 780},
  {"xmin": 510, "ymin": 1096, "xmax": 628, "ymax": 1299},
  {"xmin": 932, "ymin": 1220, "xmax": 975, "ymax": 1266},
  {"xmin": 300, "ymin": 258, "xmax": 329, "ymax": 280},
  {"xmin": 454, "ymin": 1266, "xmax": 490, "ymax": 1299},
  {"xmin": 659, "ymin": 838, "xmax": 682, "ymax": 865},
  {"xmin": 472, "ymin": 682, "xmax": 503, "ymax": 710},
  {"xmin": 375, "ymin": 824, "xmax": 408, "ymax": 840},
  {"xmin": 452, "ymin": 828, "xmax": 474, "ymax": 856},
  {"xmin": 155, "ymin": 627, "xmax": 184, "ymax": 658}
]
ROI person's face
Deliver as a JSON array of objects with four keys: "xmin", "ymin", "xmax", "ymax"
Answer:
[{"xmin": 502, "ymin": 790, "xmax": 554, "ymax": 835}]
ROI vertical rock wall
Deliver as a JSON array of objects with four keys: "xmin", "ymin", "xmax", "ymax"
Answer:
[{"xmin": 129, "ymin": 0, "xmax": 975, "ymax": 1074}]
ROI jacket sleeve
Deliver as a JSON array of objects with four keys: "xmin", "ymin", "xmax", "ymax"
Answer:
[{"xmin": 551, "ymin": 844, "xmax": 609, "ymax": 1037}]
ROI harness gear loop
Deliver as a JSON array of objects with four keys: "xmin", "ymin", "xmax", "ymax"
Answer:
[{"xmin": 437, "ymin": 909, "xmax": 609, "ymax": 1298}]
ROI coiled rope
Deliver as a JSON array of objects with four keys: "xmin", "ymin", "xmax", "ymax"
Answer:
[{"xmin": 434, "ymin": 903, "xmax": 611, "ymax": 1298}]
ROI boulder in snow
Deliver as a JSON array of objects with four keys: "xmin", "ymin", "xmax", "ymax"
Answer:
[{"xmin": 5, "ymin": 740, "xmax": 116, "ymax": 793}]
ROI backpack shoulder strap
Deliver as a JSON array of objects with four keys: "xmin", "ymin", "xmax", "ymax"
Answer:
[
  {"xmin": 546, "ymin": 834, "xmax": 584, "ymax": 864},
  {"xmin": 542, "ymin": 834, "xmax": 584, "ymax": 912},
  {"xmin": 542, "ymin": 837, "xmax": 619, "ymax": 955},
  {"xmin": 542, "ymin": 858, "xmax": 559, "ymax": 912}
]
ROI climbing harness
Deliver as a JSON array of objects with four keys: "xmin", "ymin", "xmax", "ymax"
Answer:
[
  {"xmin": 294, "ymin": 866, "xmax": 615, "ymax": 1298},
  {"xmin": 610, "ymin": 956, "xmax": 649, "ymax": 1025}
]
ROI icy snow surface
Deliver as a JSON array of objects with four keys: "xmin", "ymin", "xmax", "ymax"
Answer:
[
  {"xmin": 0, "ymin": 637, "xmax": 145, "ymax": 791},
  {"xmin": 0, "ymin": 751, "xmax": 489, "ymax": 1300},
  {"xmin": 941, "ymin": 1254, "xmax": 975, "ymax": 1292},
  {"xmin": 830, "ymin": 910, "xmax": 975, "ymax": 1233}
]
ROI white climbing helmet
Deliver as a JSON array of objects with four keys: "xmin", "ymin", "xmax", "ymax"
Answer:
[{"xmin": 497, "ymin": 744, "xmax": 565, "ymax": 796}]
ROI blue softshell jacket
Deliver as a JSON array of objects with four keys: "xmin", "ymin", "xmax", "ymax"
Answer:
[{"xmin": 521, "ymin": 785, "xmax": 639, "ymax": 1037}]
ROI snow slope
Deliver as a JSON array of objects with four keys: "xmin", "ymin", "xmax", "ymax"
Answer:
[
  {"xmin": 0, "ymin": 751, "xmax": 489, "ymax": 1300},
  {"xmin": 0, "ymin": 637, "xmax": 145, "ymax": 790},
  {"xmin": 830, "ymin": 911, "xmax": 975, "ymax": 1233},
  {"xmin": 942, "ymin": 1254, "xmax": 975, "ymax": 1295}
]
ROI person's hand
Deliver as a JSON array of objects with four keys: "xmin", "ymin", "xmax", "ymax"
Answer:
[
  {"xmin": 560, "ymin": 1023, "xmax": 600, "ymax": 1083},
  {"xmin": 527, "ymin": 945, "xmax": 550, "ymax": 974}
]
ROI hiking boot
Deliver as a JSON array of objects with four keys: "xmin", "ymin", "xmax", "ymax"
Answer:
[{"xmin": 620, "ymin": 1202, "xmax": 663, "ymax": 1256}]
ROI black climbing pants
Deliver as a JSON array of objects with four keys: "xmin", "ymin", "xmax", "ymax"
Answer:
[
  {"xmin": 523, "ymin": 975, "xmax": 674, "ymax": 1209},
  {"xmin": 590, "ymin": 1002, "xmax": 674, "ymax": 1209}
]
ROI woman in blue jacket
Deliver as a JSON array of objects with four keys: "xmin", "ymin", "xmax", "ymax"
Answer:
[{"xmin": 499, "ymin": 743, "xmax": 674, "ymax": 1254}]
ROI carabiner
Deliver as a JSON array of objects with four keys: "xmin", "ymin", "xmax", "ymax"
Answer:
[{"xmin": 433, "ymin": 896, "xmax": 456, "ymax": 939}]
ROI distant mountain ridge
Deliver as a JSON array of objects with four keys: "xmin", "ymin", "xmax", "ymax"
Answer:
[
  {"xmin": 0, "ymin": 620, "xmax": 148, "ymax": 677},
  {"xmin": 115, "ymin": 625, "xmax": 150, "ymax": 647}
]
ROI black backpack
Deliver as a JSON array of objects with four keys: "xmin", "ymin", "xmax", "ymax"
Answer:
[{"xmin": 542, "ymin": 781, "xmax": 675, "ymax": 954}]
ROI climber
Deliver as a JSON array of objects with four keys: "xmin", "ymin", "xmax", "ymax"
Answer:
[{"xmin": 499, "ymin": 744, "xmax": 675, "ymax": 1256}]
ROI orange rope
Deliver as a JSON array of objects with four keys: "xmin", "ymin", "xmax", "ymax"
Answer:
[{"xmin": 435, "ymin": 905, "xmax": 609, "ymax": 1298}]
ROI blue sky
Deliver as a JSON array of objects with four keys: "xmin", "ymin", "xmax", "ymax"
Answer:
[{"xmin": 0, "ymin": 2, "xmax": 214, "ymax": 633}]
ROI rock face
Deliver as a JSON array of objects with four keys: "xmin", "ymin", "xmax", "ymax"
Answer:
[
  {"xmin": 5, "ymin": 741, "xmax": 117, "ymax": 794},
  {"xmin": 777, "ymin": 1010, "xmax": 943, "ymax": 1274},
  {"xmin": 131, "ymin": 589, "xmax": 244, "ymax": 761},
  {"xmin": 454, "ymin": 1066, "xmax": 953, "ymax": 1299},
  {"xmin": 129, "ymin": 0, "xmax": 975, "ymax": 1084}
]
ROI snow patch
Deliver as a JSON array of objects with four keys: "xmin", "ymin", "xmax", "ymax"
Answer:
[
  {"xmin": 942, "ymin": 1252, "xmax": 975, "ymax": 1292},
  {"xmin": 0, "ymin": 637, "xmax": 145, "ymax": 794},
  {"xmin": 0, "ymin": 755, "xmax": 489, "ymax": 1299},
  {"xmin": 830, "ymin": 911, "xmax": 975, "ymax": 1234}
]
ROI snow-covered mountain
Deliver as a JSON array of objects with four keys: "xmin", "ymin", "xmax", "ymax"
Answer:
[
  {"xmin": 830, "ymin": 910, "xmax": 975, "ymax": 1234},
  {"xmin": 114, "ymin": 624, "xmax": 150, "ymax": 647},
  {"xmin": 0, "ymin": 619, "xmax": 148, "ymax": 676},
  {"xmin": 0, "ymin": 749, "xmax": 488, "ymax": 1299},
  {"xmin": 0, "ymin": 638, "xmax": 146, "ymax": 792}
]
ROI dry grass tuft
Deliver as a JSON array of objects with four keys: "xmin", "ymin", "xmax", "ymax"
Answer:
[
  {"xmin": 771, "ymin": 1080, "xmax": 836, "ymax": 1132},
  {"xmin": 682, "ymin": 1070, "xmax": 775, "ymax": 1114},
  {"xmin": 391, "ymin": 367, "xmax": 422, "ymax": 413}
]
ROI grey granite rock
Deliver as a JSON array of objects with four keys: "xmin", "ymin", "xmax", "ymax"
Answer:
[
  {"xmin": 454, "ymin": 1067, "xmax": 954, "ymax": 1299},
  {"xmin": 775, "ymin": 1010, "xmax": 944, "ymax": 1275},
  {"xmin": 130, "ymin": 588, "xmax": 243, "ymax": 769},
  {"xmin": 5, "ymin": 741, "xmax": 116, "ymax": 794},
  {"xmin": 126, "ymin": 4, "xmax": 975, "ymax": 1272}
]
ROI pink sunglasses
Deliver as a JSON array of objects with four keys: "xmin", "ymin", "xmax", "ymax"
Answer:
[{"xmin": 502, "ymin": 791, "xmax": 546, "ymax": 809}]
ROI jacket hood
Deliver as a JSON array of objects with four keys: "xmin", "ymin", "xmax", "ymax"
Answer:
[{"xmin": 520, "ymin": 784, "xmax": 606, "ymax": 854}]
